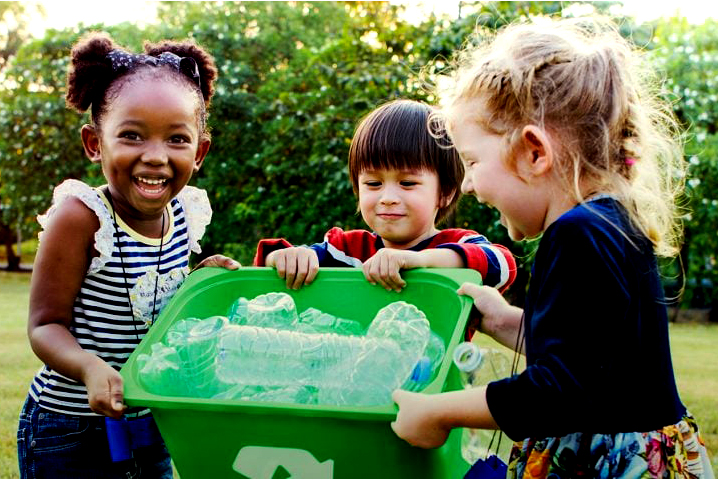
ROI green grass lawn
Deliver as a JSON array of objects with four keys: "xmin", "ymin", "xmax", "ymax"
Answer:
[
  {"xmin": 0, "ymin": 272, "xmax": 42, "ymax": 479},
  {"xmin": 1, "ymin": 271, "xmax": 716, "ymax": 478}
]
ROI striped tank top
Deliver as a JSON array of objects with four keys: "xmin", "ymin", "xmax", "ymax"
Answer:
[{"xmin": 29, "ymin": 180, "xmax": 211, "ymax": 416}]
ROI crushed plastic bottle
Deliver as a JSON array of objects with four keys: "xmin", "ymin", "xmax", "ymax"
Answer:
[
  {"xmin": 136, "ymin": 343, "xmax": 185, "ymax": 397},
  {"xmin": 226, "ymin": 297, "xmax": 249, "ymax": 324},
  {"xmin": 366, "ymin": 301, "xmax": 429, "ymax": 356},
  {"xmin": 215, "ymin": 301, "xmax": 431, "ymax": 406},
  {"xmin": 402, "ymin": 331, "xmax": 446, "ymax": 392},
  {"xmin": 246, "ymin": 292, "xmax": 298, "ymax": 328},
  {"xmin": 296, "ymin": 307, "xmax": 364, "ymax": 336},
  {"xmin": 138, "ymin": 295, "xmax": 439, "ymax": 407},
  {"xmin": 453, "ymin": 341, "xmax": 513, "ymax": 464},
  {"xmin": 140, "ymin": 316, "xmax": 228, "ymax": 397},
  {"xmin": 212, "ymin": 384, "xmax": 318, "ymax": 404},
  {"xmin": 163, "ymin": 317, "xmax": 201, "ymax": 345}
]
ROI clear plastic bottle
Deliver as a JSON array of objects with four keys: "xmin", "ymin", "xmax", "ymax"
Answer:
[
  {"xmin": 226, "ymin": 297, "xmax": 249, "ymax": 324},
  {"xmin": 139, "ymin": 300, "xmax": 435, "ymax": 405},
  {"xmin": 212, "ymin": 384, "xmax": 318, "ymax": 404},
  {"xmin": 246, "ymin": 292, "xmax": 298, "ymax": 328},
  {"xmin": 139, "ymin": 316, "xmax": 228, "ymax": 397},
  {"xmin": 136, "ymin": 343, "xmax": 185, "ymax": 396},
  {"xmin": 402, "ymin": 331, "xmax": 446, "ymax": 392},
  {"xmin": 452, "ymin": 341, "xmax": 513, "ymax": 464},
  {"xmin": 215, "ymin": 301, "xmax": 431, "ymax": 406},
  {"xmin": 295, "ymin": 307, "xmax": 364, "ymax": 335},
  {"xmin": 226, "ymin": 292, "xmax": 300, "ymax": 328}
]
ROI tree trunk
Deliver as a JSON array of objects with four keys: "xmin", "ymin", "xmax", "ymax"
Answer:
[{"xmin": 0, "ymin": 220, "xmax": 21, "ymax": 271}]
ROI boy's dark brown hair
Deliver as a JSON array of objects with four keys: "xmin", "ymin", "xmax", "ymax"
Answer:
[
  {"xmin": 65, "ymin": 32, "xmax": 218, "ymax": 138},
  {"xmin": 348, "ymin": 99, "xmax": 463, "ymax": 224}
]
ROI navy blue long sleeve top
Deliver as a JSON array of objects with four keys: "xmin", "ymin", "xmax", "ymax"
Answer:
[{"xmin": 486, "ymin": 197, "xmax": 686, "ymax": 441}]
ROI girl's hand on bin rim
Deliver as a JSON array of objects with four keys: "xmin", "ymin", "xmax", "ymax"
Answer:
[
  {"xmin": 82, "ymin": 357, "xmax": 126, "ymax": 418},
  {"xmin": 457, "ymin": 282, "xmax": 526, "ymax": 353},
  {"xmin": 193, "ymin": 254, "xmax": 241, "ymax": 271},
  {"xmin": 457, "ymin": 282, "xmax": 512, "ymax": 337},
  {"xmin": 266, "ymin": 246, "xmax": 319, "ymax": 290},
  {"xmin": 391, "ymin": 389, "xmax": 451, "ymax": 449}
]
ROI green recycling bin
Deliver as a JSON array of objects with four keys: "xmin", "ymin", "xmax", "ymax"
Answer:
[{"xmin": 120, "ymin": 267, "xmax": 480, "ymax": 478}]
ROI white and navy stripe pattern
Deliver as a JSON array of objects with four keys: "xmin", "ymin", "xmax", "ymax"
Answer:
[{"xmin": 29, "ymin": 193, "xmax": 192, "ymax": 416}]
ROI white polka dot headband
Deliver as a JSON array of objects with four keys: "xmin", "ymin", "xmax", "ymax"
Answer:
[{"xmin": 106, "ymin": 49, "xmax": 201, "ymax": 89}]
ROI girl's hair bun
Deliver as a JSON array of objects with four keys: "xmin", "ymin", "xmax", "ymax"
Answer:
[
  {"xmin": 65, "ymin": 33, "xmax": 218, "ymax": 133},
  {"xmin": 65, "ymin": 32, "xmax": 117, "ymax": 113},
  {"xmin": 144, "ymin": 39, "xmax": 218, "ymax": 106}
]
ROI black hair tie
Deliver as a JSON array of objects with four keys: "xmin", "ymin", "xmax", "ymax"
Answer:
[{"xmin": 178, "ymin": 56, "xmax": 201, "ymax": 88}]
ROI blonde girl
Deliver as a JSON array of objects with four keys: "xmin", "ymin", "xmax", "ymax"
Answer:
[{"xmin": 391, "ymin": 16, "xmax": 714, "ymax": 479}]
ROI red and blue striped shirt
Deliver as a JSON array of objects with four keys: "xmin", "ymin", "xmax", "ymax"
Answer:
[{"xmin": 255, "ymin": 226, "xmax": 517, "ymax": 292}]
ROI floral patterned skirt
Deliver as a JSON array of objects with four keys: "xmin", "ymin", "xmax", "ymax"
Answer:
[{"xmin": 507, "ymin": 415, "xmax": 714, "ymax": 478}]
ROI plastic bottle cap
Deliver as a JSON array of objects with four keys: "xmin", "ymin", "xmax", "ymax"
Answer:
[
  {"xmin": 452, "ymin": 342, "xmax": 482, "ymax": 372},
  {"xmin": 410, "ymin": 356, "xmax": 432, "ymax": 383}
]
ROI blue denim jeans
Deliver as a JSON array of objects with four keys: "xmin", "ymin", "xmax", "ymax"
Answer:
[{"xmin": 17, "ymin": 395, "xmax": 172, "ymax": 479}]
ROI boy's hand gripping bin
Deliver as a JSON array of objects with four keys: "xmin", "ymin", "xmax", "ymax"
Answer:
[{"xmin": 120, "ymin": 267, "xmax": 480, "ymax": 478}]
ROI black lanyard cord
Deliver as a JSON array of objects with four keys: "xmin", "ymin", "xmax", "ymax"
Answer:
[{"xmin": 105, "ymin": 191, "xmax": 166, "ymax": 339}]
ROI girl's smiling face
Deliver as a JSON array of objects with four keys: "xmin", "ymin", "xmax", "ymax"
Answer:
[
  {"xmin": 449, "ymin": 100, "xmax": 551, "ymax": 241},
  {"xmin": 82, "ymin": 75, "xmax": 209, "ymax": 226},
  {"xmin": 358, "ymin": 168, "xmax": 442, "ymax": 249}
]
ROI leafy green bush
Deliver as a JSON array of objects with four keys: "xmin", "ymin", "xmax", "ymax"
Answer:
[
  {"xmin": 655, "ymin": 18, "xmax": 718, "ymax": 308},
  {"xmin": 1, "ymin": 2, "xmax": 716, "ymax": 309}
]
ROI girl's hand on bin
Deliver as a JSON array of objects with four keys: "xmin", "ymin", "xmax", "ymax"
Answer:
[
  {"xmin": 193, "ymin": 254, "xmax": 241, "ymax": 271},
  {"xmin": 391, "ymin": 389, "xmax": 451, "ymax": 449},
  {"xmin": 266, "ymin": 246, "xmax": 319, "ymax": 290},
  {"xmin": 457, "ymin": 282, "xmax": 525, "ymax": 351},
  {"xmin": 82, "ymin": 357, "xmax": 126, "ymax": 418}
]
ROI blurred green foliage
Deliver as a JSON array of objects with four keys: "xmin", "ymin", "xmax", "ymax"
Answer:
[
  {"xmin": 653, "ymin": 17, "xmax": 718, "ymax": 311},
  {"xmin": 0, "ymin": 1, "xmax": 716, "ymax": 310}
]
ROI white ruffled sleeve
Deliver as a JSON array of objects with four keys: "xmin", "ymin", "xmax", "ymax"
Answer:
[
  {"xmin": 36, "ymin": 179, "xmax": 115, "ymax": 275},
  {"xmin": 176, "ymin": 185, "xmax": 212, "ymax": 254}
]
